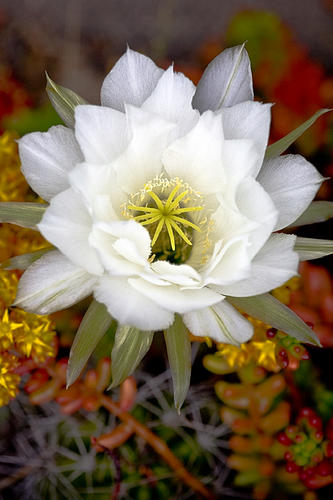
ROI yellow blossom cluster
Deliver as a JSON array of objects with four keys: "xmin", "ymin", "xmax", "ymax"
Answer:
[
  {"xmin": 0, "ymin": 131, "xmax": 28, "ymax": 202},
  {"xmin": 0, "ymin": 130, "xmax": 57, "ymax": 407},
  {"xmin": 0, "ymin": 271, "xmax": 57, "ymax": 406}
]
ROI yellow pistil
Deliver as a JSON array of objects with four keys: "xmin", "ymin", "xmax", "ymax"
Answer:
[{"xmin": 128, "ymin": 183, "xmax": 203, "ymax": 251}]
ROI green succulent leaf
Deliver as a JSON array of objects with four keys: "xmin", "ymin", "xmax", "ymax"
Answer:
[
  {"xmin": 0, "ymin": 202, "xmax": 47, "ymax": 229},
  {"xmin": 164, "ymin": 315, "xmax": 192, "ymax": 411},
  {"xmin": 0, "ymin": 248, "xmax": 52, "ymax": 270},
  {"xmin": 228, "ymin": 294, "xmax": 321, "ymax": 346},
  {"xmin": 289, "ymin": 201, "xmax": 333, "ymax": 227},
  {"xmin": 265, "ymin": 109, "xmax": 331, "ymax": 160},
  {"xmin": 110, "ymin": 325, "xmax": 154, "ymax": 388},
  {"xmin": 67, "ymin": 300, "xmax": 112, "ymax": 387},
  {"xmin": 294, "ymin": 237, "xmax": 333, "ymax": 261},
  {"xmin": 46, "ymin": 73, "xmax": 88, "ymax": 128}
]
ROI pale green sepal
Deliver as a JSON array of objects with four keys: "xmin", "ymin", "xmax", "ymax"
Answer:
[
  {"xmin": 228, "ymin": 294, "xmax": 321, "ymax": 346},
  {"xmin": 0, "ymin": 248, "xmax": 52, "ymax": 270},
  {"xmin": 67, "ymin": 299, "xmax": 112, "ymax": 387},
  {"xmin": 164, "ymin": 315, "xmax": 192, "ymax": 412},
  {"xmin": 110, "ymin": 326, "xmax": 154, "ymax": 389},
  {"xmin": 294, "ymin": 237, "xmax": 333, "ymax": 261},
  {"xmin": 46, "ymin": 72, "xmax": 88, "ymax": 128},
  {"xmin": 264, "ymin": 109, "xmax": 331, "ymax": 160},
  {"xmin": 0, "ymin": 202, "xmax": 47, "ymax": 229},
  {"xmin": 289, "ymin": 202, "xmax": 333, "ymax": 227}
]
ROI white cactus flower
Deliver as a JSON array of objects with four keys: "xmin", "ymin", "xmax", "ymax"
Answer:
[{"xmin": 14, "ymin": 45, "xmax": 324, "ymax": 345}]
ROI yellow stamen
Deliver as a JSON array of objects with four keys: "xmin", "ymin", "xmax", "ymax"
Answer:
[
  {"xmin": 165, "ymin": 219, "xmax": 176, "ymax": 251},
  {"xmin": 169, "ymin": 219, "xmax": 192, "ymax": 246},
  {"xmin": 127, "ymin": 181, "xmax": 203, "ymax": 252},
  {"xmin": 151, "ymin": 218, "xmax": 166, "ymax": 247}
]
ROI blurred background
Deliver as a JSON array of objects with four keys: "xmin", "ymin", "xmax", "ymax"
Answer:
[{"xmin": 1, "ymin": 1, "xmax": 333, "ymax": 499}]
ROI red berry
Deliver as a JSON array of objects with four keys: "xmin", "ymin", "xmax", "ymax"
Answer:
[
  {"xmin": 279, "ymin": 348, "xmax": 288, "ymax": 358},
  {"xmin": 309, "ymin": 415, "xmax": 322, "ymax": 430},
  {"xmin": 266, "ymin": 328, "xmax": 277, "ymax": 338},
  {"xmin": 286, "ymin": 461, "xmax": 298, "ymax": 473},
  {"xmin": 278, "ymin": 432, "xmax": 292, "ymax": 446},
  {"xmin": 299, "ymin": 408, "xmax": 312, "ymax": 418},
  {"xmin": 285, "ymin": 451, "xmax": 293, "ymax": 461}
]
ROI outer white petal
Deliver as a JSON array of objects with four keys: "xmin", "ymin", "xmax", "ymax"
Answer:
[
  {"xmin": 142, "ymin": 65, "xmax": 197, "ymax": 134},
  {"xmin": 94, "ymin": 276, "xmax": 174, "ymax": 330},
  {"xmin": 162, "ymin": 111, "xmax": 225, "ymax": 195},
  {"xmin": 14, "ymin": 251, "xmax": 97, "ymax": 314},
  {"xmin": 219, "ymin": 234, "xmax": 299, "ymax": 297},
  {"xmin": 38, "ymin": 188, "xmax": 103, "ymax": 275},
  {"xmin": 183, "ymin": 300, "xmax": 253, "ymax": 344},
  {"xmin": 257, "ymin": 154, "xmax": 324, "ymax": 230},
  {"xmin": 128, "ymin": 277, "xmax": 222, "ymax": 314},
  {"xmin": 101, "ymin": 47, "xmax": 163, "ymax": 111},
  {"xmin": 221, "ymin": 101, "xmax": 272, "ymax": 175},
  {"xmin": 18, "ymin": 126, "xmax": 83, "ymax": 201},
  {"xmin": 89, "ymin": 220, "xmax": 150, "ymax": 276},
  {"xmin": 192, "ymin": 44, "xmax": 253, "ymax": 112},
  {"xmin": 236, "ymin": 177, "xmax": 278, "ymax": 258},
  {"xmin": 113, "ymin": 105, "xmax": 175, "ymax": 194},
  {"xmin": 74, "ymin": 105, "xmax": 128, "ymax": 163}
]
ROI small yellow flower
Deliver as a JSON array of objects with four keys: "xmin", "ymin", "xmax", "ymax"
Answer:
[
  {"xmin": 251, "ymin": 340, "xmax": 279, "ymax": 371},
  {"xmin": 11, "ymin": 310, "xmax": 56, "ymax": 363},
  {"xmin": 0, "ymin": 309, "xmax": 22, "ymax": 351},
  {"xmin": 0, "ymin": 352, "xmax": 20, "ymax": 406},
  {"xmin": 217, "ymin": 343, "xmax": 252, "ymax": 368}
]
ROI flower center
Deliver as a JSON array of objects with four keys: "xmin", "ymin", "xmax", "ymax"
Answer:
[{"xmin": 124, "ymin": 176, "xmax": 204, "ymax": 264}]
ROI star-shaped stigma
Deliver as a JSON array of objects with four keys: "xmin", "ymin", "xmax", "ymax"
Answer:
[{"xmin": 128, "ymin": 183, "xmax": 203, "ymax": 250}]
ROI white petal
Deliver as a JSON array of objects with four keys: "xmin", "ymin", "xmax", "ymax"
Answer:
[
  {"xmin": 94, "ymin": 276, "xmax": 174, "ymax": 330},
  {"xmin": 221, "ymin": 139, "xmax": 261, "ymax": 191},
  {"xmin": 18, "ymin": 126, "xmax": 83, "ymax": 201},
  {"xmin": 151, "ymin": 260, "xmax": 201, "ymax": 287},
  {"xmin": 219, "ymin": 234, "xmax": 298, "ymax": 297},
  {"xmin": 129, "ymin": 277, "xmax": 222, "ymax": 314},
  {"xmin": 38, "ymin": 188, "xmax": 103, "ymax": 275},
  {"xmin": 113, "ymin": 105, "xmax": 175, "ymax": 194},
  {"xmin": 14, "ymin": 250, "xmax": 97, "ymax": 314},
  {"xmin": 68, "ymin": 162, "xmax": 122, "ymax": 220},
  {"xmin": 236, "ymin": 177, "xmax": 278, "ymax": 258},
  {"xmin": 183, "ymin": 300, "xmax": 253, "ymax": 344},
  {"xmin": 101, "ymin": 47, "xmax": 163, "ymax": 111},
  {"xmin": 89, "ymin": 220, "xmax": 150, "ymax": 276},
  {"xmin": 204, "ymin": 236, "xmax": 252, "ymax": 286},
  {"xmin": 74, "ymin": 105, "xmax": 128, "ymax": 163},
  {"xmin": 142, "ymin": 65, "xmax": 197, "ymax": 132},
  {"xmin": 192, "ymin": 44, "xmax": 253, "ymax": 112},
  {"xmin": 222, "ymin": 101, "xmax": 272, "ymax": 175},
  {"xmin": 257, "ymin": 154, "xmax": 324, "ymax": 230},
  {"xmin": 162, "ymin": 111, "xmax": 225, "ymax": 195}
]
